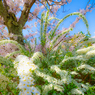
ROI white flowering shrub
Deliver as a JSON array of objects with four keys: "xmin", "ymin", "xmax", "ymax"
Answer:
[
  {"xmin": 13, "ymin": 55, "xmax": 40, "ymax": 95},
  {"xmin": 0, "ymin": 38, "xmax": 95, "ymax": 94},
  {"xmin": 0, "ymin": 39, "xmax": 95, "ymax": 95}
]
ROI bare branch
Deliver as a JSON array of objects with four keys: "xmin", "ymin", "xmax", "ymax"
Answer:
[
  {"xmin": 85, "ymin": 0, "xmax": 90, "ymax": 9},
  {"xmin": 29, "ymin": 12, "xmax": 41, "ymax": 20},
  {"xmin": 85, "ymin": 0, "xmax": 95, "ymax": 10}
]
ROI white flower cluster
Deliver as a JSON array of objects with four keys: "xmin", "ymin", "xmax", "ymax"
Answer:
[
  {"xmin": 86, "ymin": 50, "xmax": 95, "ymax": 58},
  {"xmin": 50, "ymin": 65, "xmax": 72, "ymax": 84},
  {"xmin": 13, "ymin": 55, "xmax": 40, "ymax": 95},
  {"xmin": 76, "ymin": 45, "xmax": 95, "ymax": 55},
  {"xmin": 71, "ymin": 88, "xmax": 84, "ymax": 95},
  {"xmin": 30, "ymin": 52, "xmax": 44, "ymax": 63},
  {"xmin": 77, "ymin": 64, "xmax": 95, "ymax": 74},
  {"xmin": 34, "ymin": 69, "xmax": 62, "ymax": 85},
  {"xmin": 59, "ymin": 55, "xmax": 86, "ymax": 66},
  {"xmin": 71, "ymin": 80, "xmax": 89, "ymax": 95},
  {"xmin": 42, "ymin": 84, "xmax": 64, "ymax": 95}
]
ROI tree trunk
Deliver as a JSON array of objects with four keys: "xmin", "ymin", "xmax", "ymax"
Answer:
[
  {"xmin": 7, "ymin": 24, "xmax": 25, "ymax": 46},
  {"xmin": 3, "ymin": 12, "xmax": 25, "ymax": 46}
]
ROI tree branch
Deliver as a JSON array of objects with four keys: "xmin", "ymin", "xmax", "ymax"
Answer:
[
  {"xmin": 3, "ymin": 0, "xmax": 9, "ymax": 12},
  {"xmin": 29, "ymin": 12, "xmax": 41, "ymax": 20},
  {"xmin": 85, "ymin": 0, "xmax": 95, "ymax": 10},
  {"xmin": 0, "ymin": 0, "xmax": 8, "ymax": 20},
  {"xmin": 18, "ymin": 0, "xmax": 36, "ymax": 27}
]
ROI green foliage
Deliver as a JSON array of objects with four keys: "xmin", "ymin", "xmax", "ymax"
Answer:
[
  {"xmin": 0, "ymin": 65, "xmax": 20, "ymax": 95},
  {"xmin": 50, "ymin": 28, "xmax": 73, "ymax": 49},
  {"xmin": 63, "ymin": 83, "xmax": 77, "ymax": 95},
  {"xmin": 40, "ymin": 12, "xmax": 45, "ymax": 47},
  {"xmin": 1, "ymin": 35, "xmax": 95, "ymax": 94},
  {"xmin": 0, "ymin": 55, "xmax": 13, "ymax": 66},
  {"xmin": 84, "ymin": 86, "xmax": 95, "ymax": 95},
  {"xmin": 47, "ymin": 88, "xmax": 64, "ymax": 95},
  {"xmin": 39, "ymin": 10, "xmax": 90, "ymax": 54},
  {"xmin": 43, "ymin": 8, "xmax": 49, "ymax": 45},
  {"xmin": 30, "ymin": 42, "xmax": 95, "ymax": 94},
  {"xmin": 86, "ymin": 56, "xmax": 95, "ymax": 66}
]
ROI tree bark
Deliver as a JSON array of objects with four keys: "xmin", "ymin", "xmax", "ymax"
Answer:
[
  {"xmin": 7, "ymin": 25, "xmax": 25, "ymax": 46},
  {"xmin": 3, "ymin": 12, "xmax": 25, "ymax": 46}
]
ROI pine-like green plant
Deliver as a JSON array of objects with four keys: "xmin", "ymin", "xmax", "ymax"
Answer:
[
  {"xmin": 49, "ymin": 12, "xmax": 90, "ymax": 40},
  {"xmin": 50, "ymin": 27, "xmax": 73, "ymax": 50}
]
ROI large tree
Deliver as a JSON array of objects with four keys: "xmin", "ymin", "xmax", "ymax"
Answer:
[{"xmin": 0, "ymin": 0, "xmax": 72, "ymax": 46}]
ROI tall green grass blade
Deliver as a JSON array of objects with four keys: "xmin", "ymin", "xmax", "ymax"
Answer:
[
  {"xmin": 43, "ymin": 8, "xmax": 49, "ymax": 47},
  {"xmin": 50, "ymin": 12, "xmax": 90, "ymax": 40},
  {"xmin": 40, "ymin": 12, "xmax": 45, "ymax": 47}
]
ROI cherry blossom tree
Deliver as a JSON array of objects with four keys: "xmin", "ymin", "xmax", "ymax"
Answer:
[{"xmin": 0, "ymin": 0, "xmax": 72, "ymax": 46}]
